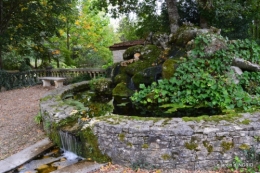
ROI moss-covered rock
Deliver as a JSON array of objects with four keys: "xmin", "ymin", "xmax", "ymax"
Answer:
[
  {"xmin": 89, "ymin": 78, "xmax": 112, "ymax": 95},
  {"xmin": 170, "ymin": 26, "xmax": 199, "ymax": 47},
  {"xmin": 123, "ymin": 45, "xmax": 144, "ymax": 60},
  {"xmin": 132, "ymin": 66, "xmax": 162, "ymax": 88},
  {"xmin": 112, "ymin": 82, "xmax": 134, "ymax": 97},
  {"xmin": 114, "ymin": 73, "xmax": 129, "ymax": 85},
  {"xmin": 140, "ymin": 45, "xmax": 162, "ymax": 61},
  {"xmin": 125, "ymin": 60, "xmax": 150, "ymax": 76},
  {"xmin": 162, "ymin": 59, "xmax": 180, "ymax": 79}
]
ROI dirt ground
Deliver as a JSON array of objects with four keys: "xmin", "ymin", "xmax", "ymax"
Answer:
[
  {"xmin": 0, "ymin": 85, "xmax": 54, "ymax": 160},
  {"xmin": 0, "ymin": 85, "xmax": 228, "ymax": 173}
]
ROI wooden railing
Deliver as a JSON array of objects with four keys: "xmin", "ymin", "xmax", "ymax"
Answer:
[{"xmin": 0, "ymin": 68, "xmax": 106, "ymax": 91}]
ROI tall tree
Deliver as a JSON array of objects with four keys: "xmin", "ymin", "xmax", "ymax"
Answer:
[
  {"xmin": 47, "ymin": 0, "xmax": 118, "ymax": 68},
  {"xmin": 93, "ymin": 0, "xmax": 180, "ymax": 34},
  {"xmin": 0, "ymin": 0, "xmax": 77, "ymax": 69}
]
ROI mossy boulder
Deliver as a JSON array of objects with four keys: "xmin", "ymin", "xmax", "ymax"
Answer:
[
  {"xmin": 89, "ymin": 78, "xmax": 112, "ymax": 95},
  {"xmin": 110, "ymin": 62, "xmax": 123, "ymax": 78},
  {"xmin": 170, "ymin": 25, "xmax": 222, "ymax": 48},
  {"xmin": 124, "ymin": 45, "xmax": 162, "ymax": 76},
  {"xmin": 114, "ymin": 73, "xmax": 129, "ymax": 85},
  {"xmin": 170, "ymin": 26, "xmax": 199, "ymax": 47},
  {"xmin": 162, "ymin": 59, "xmax": 180, "ymax": 79},
  {"xmin": 112, "ymin": 82, "xmax": 134, "ymax": 97},
  {"xmin": 139, "ymin": 45, "xmax": 162, "ymax": 61},
  {"xmin": 123, "ymin": 45, "xmax": 144, "ymax": 60},
  {"xmin": 132, "ymin": 66, "xmax": 162, "ymax": 88},
  {"xmin": 187, "ymin": 33, "xmax": 227, "ymax": 58}
]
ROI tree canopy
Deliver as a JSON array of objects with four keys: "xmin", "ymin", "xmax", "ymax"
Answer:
[
  {"xmin": 0, "ymin": 0, "xmax": 118, "ymax": 70},
  {"xmin": 94, "ymin": 0, "xmax": 260, "ymax": 41},
  {"xmin": 0, "ymin": 0, "xmax": 78, "ymax": 69}
]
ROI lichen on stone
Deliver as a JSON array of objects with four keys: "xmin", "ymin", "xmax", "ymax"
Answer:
[
  {"xmin": 239, "ymin": 144, "xmax": 250, "ymax": 150},
  {"xmin": 118, "ymin": 133, "xmax": 125, "ymax": 142},
  {"xmin": 161, "ymin": 154, "xmax": 171, "ymax": 160},
  {"xmin": 221, "ymin": 141, "xmax": 234, "ymax": 153}
]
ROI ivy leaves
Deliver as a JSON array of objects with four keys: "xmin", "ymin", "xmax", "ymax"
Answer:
[{"xmin": 131, "ymin": 36, "xmax": 260, "ymax": 117}]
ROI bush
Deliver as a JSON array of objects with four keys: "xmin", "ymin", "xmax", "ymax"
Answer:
[
  {"xmin": 70, "ymin": 73, "xmax": 91, "ymax": 84},
  {"xmin": 130, "ymin": 36, "xmax": 260, "ymax": 117}
]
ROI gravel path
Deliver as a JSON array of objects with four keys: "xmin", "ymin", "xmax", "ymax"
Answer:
[{"xmin": 0, "ymin": 85, "xmax": 54, "ymax": 160}]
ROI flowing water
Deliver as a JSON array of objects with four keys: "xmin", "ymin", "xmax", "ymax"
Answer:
[
  {"xmin": 14, "ymin": 131, "xmax": 84, "ymax": 173},
  {"xmin": 59, "ymin": 130, "xmax": 83, "ymax": 156}
]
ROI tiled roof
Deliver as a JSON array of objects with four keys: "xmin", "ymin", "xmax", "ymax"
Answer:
[{"xmin": 109, "ymin": 39, "xmax": 145, "ymax": 50}]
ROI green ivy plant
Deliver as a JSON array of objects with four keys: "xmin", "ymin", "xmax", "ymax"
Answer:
[{"xmin": 130, "ymin": 35, "xmax": 260, "ymax": 117}]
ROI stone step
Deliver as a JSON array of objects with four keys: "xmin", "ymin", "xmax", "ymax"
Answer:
[{"xmin": 50, "ymin": 160, "xmax": 107, "ymax": 173}]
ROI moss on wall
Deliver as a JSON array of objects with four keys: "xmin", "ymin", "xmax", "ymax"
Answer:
[
  {"xmin": 203, "ymin": 140, "xmax": 213, "ymax": 154},
  {"xmin": 79, "ymin": 127, "xmax": 111, "ymax": 163},
  {"xmin": 240, "ymin": 119, "xmax": 250, "ymax": 125},
  {"xmin": 118, "ymin": 133, "xmax": 125, "ymax": 142},
  {"xmin": 221, "ymin": 141, "xmax": 234, "ymax": 153},
  {"xmin": 161, "ymin": 154, "xmax": 171, "ymax": 160},
  {"xmin": 239, "ymin": 144, "xmax": 250, "ymax": 150},
  {"xmin": 185, "ymin": 139, "xmax": 198, "ymax": 150},
  {"xmin": 142, "ymin": 144, "xmax": 149, "ymax": 149}
]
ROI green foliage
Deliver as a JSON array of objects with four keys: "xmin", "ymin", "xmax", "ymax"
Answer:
[
  {"xmin": 64, "ymin": 99, "xmax": 86, "ymax": 112},
  {"xmin": 199, "ymin": 0, "xmax": 259, "ymax": 40},
  {"xmin": 221, "ymin": 147, "xmax": 260, "ymax": 173},
  {"xmin": 131, "ymin": 36, "xmax": 260, "ymax": 117},
  {"xmin": 0, "ymin": 0, "xmax": 78, "ymax": 69},
  {"xmin": 0, "ymin": 70, "xmax": 39, "ymax": 90},
  {"xmin": 89, "ymin": 78, "xmax": 112, "ymax": 94},
  {"xmin": 117, "ymin": 17, "xmax": 140, "ymax": 41},
  {"xmin": 46, "ymin": 0, "xmax": 116, "ymax": 68},
  {"xmin": 70, "ymin": 73, "xmax": 92, "ymax": 84},
  {"xmin": 72, "ymin": 90, "xmax": 114, "ymax": 118},
  {"xmin": 34, "ymin": 112, "xmax": 42, "ymax": 125}
]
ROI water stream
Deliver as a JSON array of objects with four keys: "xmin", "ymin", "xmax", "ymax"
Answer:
[
  {"xmin": 59, "ymin": 130, "xmax": 83, "ymax": 156},
  {"xmin": 14, "ymin": 131, "xmax": 84, "ymax": 173}
]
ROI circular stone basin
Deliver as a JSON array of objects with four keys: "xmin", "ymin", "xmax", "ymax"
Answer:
[{"xmin": 40, "ymin": 81, "xmax": 260, "ymax": 170}]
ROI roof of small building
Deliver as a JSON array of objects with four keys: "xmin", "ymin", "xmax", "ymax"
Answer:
[{"xmin": 109, "ymin": 39, "xmax": 145, "ymax": 51}]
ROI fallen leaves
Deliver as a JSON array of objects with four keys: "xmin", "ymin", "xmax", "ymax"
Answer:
[{"xmin": 0, "ymin": 85, "xmax": 54, "ymax": 160}]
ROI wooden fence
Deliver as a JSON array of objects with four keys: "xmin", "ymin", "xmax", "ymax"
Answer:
[{"xmin": 0, "ymin": 68, "xmax": 106, "ymax": 91}]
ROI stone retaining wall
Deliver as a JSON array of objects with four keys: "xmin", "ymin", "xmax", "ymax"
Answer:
[
  {"xmin": 40, "ymin": 82, "xmax": 260, "ymax": 171},
  {"xmin": 92, "ymin": 114, "xmax": 260, "ymax": 170}
]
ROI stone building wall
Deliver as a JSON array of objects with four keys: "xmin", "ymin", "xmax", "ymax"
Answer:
[
  {"xmin": 93, "ymin": 114, "xmax": 260, "ymax": 170},
  {"xmin": 112, "ymin": 50, "xmax": 125, "ymax": 63}
]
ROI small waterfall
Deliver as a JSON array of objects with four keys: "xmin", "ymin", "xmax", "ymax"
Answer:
[
  {"xmin": 59, "ymin": 130, "xmax": 82, "ymax": 157},
  {"xmin": 128, "ymin": 78, "xmax": 136, "ymax": 90}
]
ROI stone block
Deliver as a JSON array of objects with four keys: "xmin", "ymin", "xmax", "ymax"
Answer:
[{"xmin": 203, "ymin": 127, "xmax": 220, "ymax": 134}]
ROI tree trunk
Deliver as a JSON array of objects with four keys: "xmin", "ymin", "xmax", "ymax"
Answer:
[
  {"xmin": 199, "ymin": 0, "xmax": 209, "ymax": 28},
  {"xmin": 200, "ymin": 15, "xmax": 208, "ymax": 29},
  {"xmin": 0, "ymin": 0, "xmax": 3, "ymax": 69},
  {"xmin": 0, "ymin": 45, "xmax": 2, "ymax": 70},
  {"xmin": 35, "ymin": 57, "xmax": 37, "ymax": 69},
  {"xmin": 165, "ymin": 0, "xmax": 180, "ymax": 34}
]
